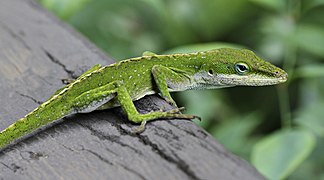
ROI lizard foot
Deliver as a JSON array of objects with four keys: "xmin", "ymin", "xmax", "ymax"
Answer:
[{"xmin": 166, "ymin": 107, "xmax": 185, "ymax": 114}]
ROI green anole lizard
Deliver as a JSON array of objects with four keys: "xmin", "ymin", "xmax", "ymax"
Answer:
[{"xmin": 0, "ymin": 48, "xmax": 287, "ymax": 150}]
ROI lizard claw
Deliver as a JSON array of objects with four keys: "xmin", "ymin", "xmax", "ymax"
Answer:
[
  {"xmin": 178, "ymin": 107, "xmax": 185, "ymax": 111},
  {"xmin": 194, "ymin": 115, "xmax": 202, "ymax": 121},
  {"xmin": 167, "ymin": 107, "xmax": 201, "ymax": 121}
]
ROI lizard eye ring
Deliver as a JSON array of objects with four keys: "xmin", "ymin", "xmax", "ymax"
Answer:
[{"xmin": 235, "ymin": 63, "xmax": 249, "ymax": 75}]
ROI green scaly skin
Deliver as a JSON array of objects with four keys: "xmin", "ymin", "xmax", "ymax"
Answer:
[{"xmin": 0, "ymin": 48, "xmax": 287, "ymax": 150}]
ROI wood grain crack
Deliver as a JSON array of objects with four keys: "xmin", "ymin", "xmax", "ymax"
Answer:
[
  {"xmin": 0, "ymin": 162, "xmax": 22, "ymax": 173},
  {"xmin": 137, "ymin": 134, "xmax": 199, "ymax": 180},
  {"xmin": 42, "ymin": 48, "xmax": 76, "ymax": 79},
  {"xmin": 0, "ymin": 22, "xmax": 31, "ymax": 50},
  {"xmin": 15, "ymin": 91, "xmax": 42, "ymax": 104},
  {"xmin": 83, "ymin": 148, "xmax": 113, "ymax": 165},
  {"xmin": 76, "ymin": 122, "xmax": 143, "ymax": 155},
  {"xmin": 117, "ymin": 163, "xmax": 147, "ymax": 180}
]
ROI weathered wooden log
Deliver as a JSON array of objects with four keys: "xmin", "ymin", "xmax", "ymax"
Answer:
[{"xmin": 0, "ymin": 0, "xmax": 265, "ymax": 179}]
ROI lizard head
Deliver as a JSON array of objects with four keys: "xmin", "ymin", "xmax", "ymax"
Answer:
[{"xmin": 196, "ymin": 48, "xmax": 288, "ymax": 87}]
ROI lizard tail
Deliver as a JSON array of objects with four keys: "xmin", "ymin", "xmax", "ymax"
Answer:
[
  {"xmin": 0, "ymin": 99, "xmax": 74, "ymax": 151},
  {"xmin": 0, "ymin": 117, "xmax": 30, "ymax": 150}
]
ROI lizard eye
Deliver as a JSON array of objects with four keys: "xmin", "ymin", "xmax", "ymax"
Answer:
[
  {"xmin": 208, "ymin": 69, "xmax": 213, "ymax": 76},
  {"xmin": 235, "ymin": 63, "xmax": 249, "ymax": 75}
]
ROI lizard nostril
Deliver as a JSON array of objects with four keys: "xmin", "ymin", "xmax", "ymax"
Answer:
[{"xmin": 274, "ymin": 71, "xmax": 281, "ymax": 77}]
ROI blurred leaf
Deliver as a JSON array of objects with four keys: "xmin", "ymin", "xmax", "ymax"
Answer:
[
  {"xmin": 164, "ymin": 42, "xmax": 244, "ymax": 54},
  {"xmin": 251, "ymin": 129, "xmax": 316, "ymax": 180},
  {"xmin": 298, "ymin": 78, "xmax": 324, "ymax": 112},
  {"xmin": 39, "ymin": 0, "xmax": 92, "ymax": 19},
  {"xmin": 257, "ymin": 36, "xmax": 285, "ymax": 63},
  {"xmin": 296, "ymin": 24, "xmax": 324, "ymax": 57},
  {"xmin": 169, "ymin": 0, "xmax": 251, "ymax": 40},
  {"xmin": 312, "ymin": 0, "xmax": 324, "ymax": 6},
  {"xmin": 290, "ymin": 136, "xmax": 324, "ymax": 179},
  {"xmin": 175, "ymin": 90, "xmax": 225, "ymax": 128},
  {"xmin": 68, "ymin": 0, "xmax": 165, "ymax": 59},
  {"xmin": 212, "ymin": 112, "xmax": 261, "ymax": 158},
  {"xmin": 304, "ymin": 0, "xmax": 324, "ymax": 12},
  {"xmin": 249, "ymin": 0, "xmax": 285, "ymax": 12},
  {"xmin": 64, "ymin": 0, "xmax": 253, "ymax": 59},
  {"xmin": 294, "ymin": 65, "xmax": 324, "ymax": 79},
  {"xmin": 295, "ymin": 103, "xmax": 324, "ymax": 137},
  {"xmin": 257, "ymin": 15, "xmax": 295, "ymax": 63}
]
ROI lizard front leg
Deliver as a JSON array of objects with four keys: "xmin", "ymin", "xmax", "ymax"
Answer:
[{"xmin": 151, "ymin": 65, "xmax": 192, "ymax": 107}]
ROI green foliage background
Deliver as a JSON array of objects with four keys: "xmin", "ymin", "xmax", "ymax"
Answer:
[{"xmin": 39, "ymin": 0, "xmax": 324, "ymax": 179}]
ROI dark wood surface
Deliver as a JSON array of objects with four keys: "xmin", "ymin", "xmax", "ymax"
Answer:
[{"xmin": 0, "ymin": 0, "xmax": 265, "ymax": 179}]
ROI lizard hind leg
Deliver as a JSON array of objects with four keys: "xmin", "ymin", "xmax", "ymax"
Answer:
[{"xmin": 72, "ymin": 82, "xmax": 117, "ymax": 113}]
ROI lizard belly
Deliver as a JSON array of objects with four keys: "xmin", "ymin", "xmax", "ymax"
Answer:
[
  {"xmin": 132, "ymin": 90, "xmax": 156, "ymax": 101},
  {"xmin": 96, "ymin": 89, "xmax": 156, "ymax": 110}
]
